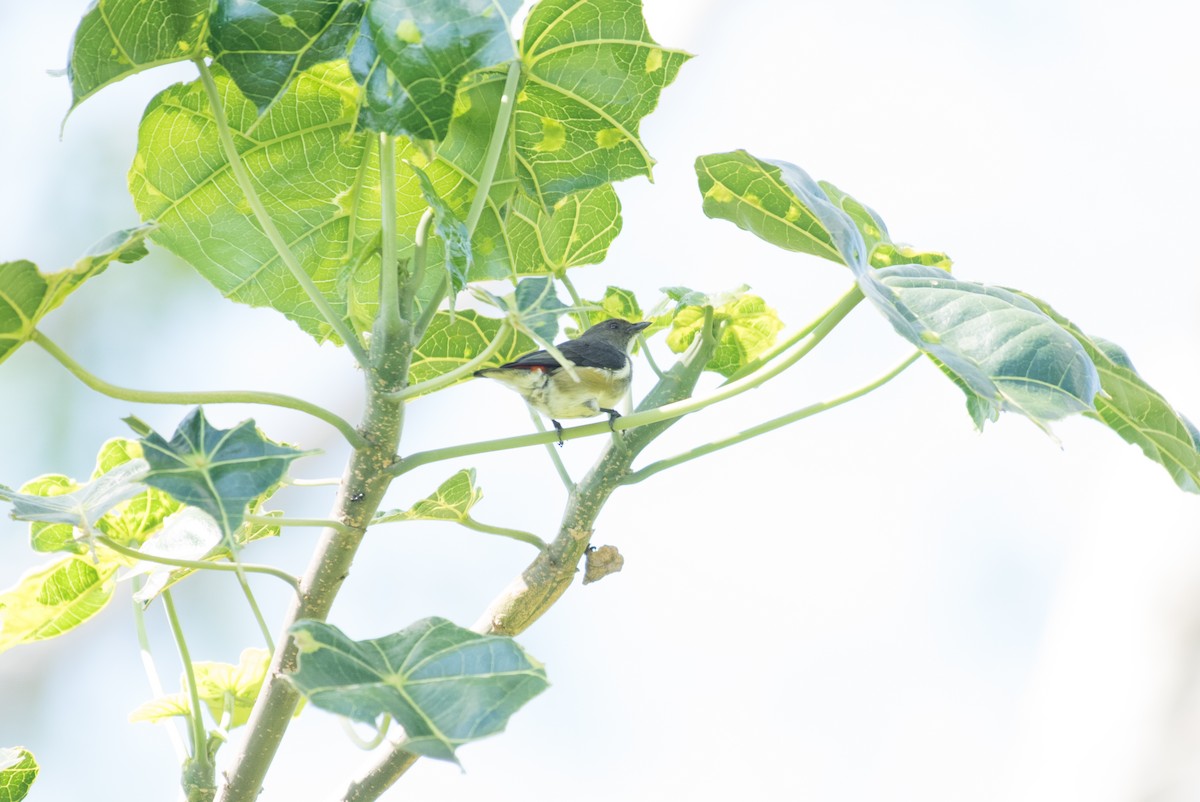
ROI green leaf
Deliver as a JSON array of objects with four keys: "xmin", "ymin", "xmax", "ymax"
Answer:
[
  {"xmin": 131, "ymin": 648, "xmax": 271, "ymax": 729},
  {"xmin": 696, "ymin": 150, "xmax": 1101, "ymax": 428},
  {"xmin": 514, "ymin": 277, "xmax": 568, "ymax": 341},
  {"xmin": 0, "ymin": 224, "xmax": 154, "ymax": 365},
  {"xmin": 567, "ymin": 285, "xmax": 645, "ymax": 336},
  {"xmin": 506, "ymin": 184, "xmax": 623, "ymax": 276},
  {"xmin": 0, "ymin": 747, "xmax": 38, "ymax": 802},
  {"xmin": 135, "ymin": 408, "xmax": 308, "ymax": 537},
  {"xmin": 410, "ymin": 162, "xmax": 473, "ymax": 300},
  {"xmin": 19, "ymin": 476, "xmax": 84, "ymax": 555},
  {"xmin": 817, "ymin": 180, "xmax": 891, "ymax": 257},
  {"xmin": 0, "ymin": 460, "xmax": 148, "ymax": 530},
  {"xmin": 516, "ymin": 0, "xmax": 690, "ymax": 206},
  {"xmin": 666, "ymin": 292, "xmax": 784, "ymax": 378},
  {"xmin": 376, "ymin": 469, "xmax": 481, "ymax": 523},
  {"xmin": 869, "ymin": 243, "xmax": 953, "ymax": 271},
  {"xmin": 67, "ymin": 0, "xmax": 210, "ymax": 110},
  {"xmin": 1017, "ymin": 294, "xmax": 1200, "ymax": 492},
  {"xmin": 125, "ymin": 507, "xmax": 223, "ymax": 603},
  {"xmin": 878, "ymin": 265, "xmax": 1100, "ymax": 426},
  {"xmin": 409, "ymin": 310, "xmax": 534, "ymax": 384},
  {"xmin": 349, "ymin": 0, "xmax": 520, "ymax": 140},
  {"xmin": 0, "ymin": 557, "xmax": 118, "ymax": 654},
  {"xmin": 288, "ymin": 617, "xmax": 548, "ymax": 762},
  {"xmin": 208, "ymin": 0, "xmax": 364, "ymax": 113}
]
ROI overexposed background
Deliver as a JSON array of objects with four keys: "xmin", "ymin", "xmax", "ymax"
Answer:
[{"xmin": 2, "ymin": 1, "xmax": 1199, "ymax": 800}]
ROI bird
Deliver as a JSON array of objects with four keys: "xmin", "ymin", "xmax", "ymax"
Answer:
[{"xmin": 474, "ymin": 318, "xmax": 652, "ymax": 445}]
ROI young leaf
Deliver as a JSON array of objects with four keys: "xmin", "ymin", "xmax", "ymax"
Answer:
[
  {"xmin": 409, "ymin": 310, "xmax": 534, "ymax": 384},
  {"xmin": 0, "ymin": 224, "xmax": 153, "ymax": 365},
  {"xmin": 516, "ymin": 0, "xmax": 691, "ymax": 206},
  {"xmin": 1017, "ymin": 294, "xmax": 1200, "ymax": 492},
  {"xmin": 0, "ymin": 460, "xmax": 148, "ymax": 530},
  {"xmin": 375, "ymin": 469, "xmax": 482, "ymax": 523},
  {"xmin": 124, "ymin": 507, "xmax": 224, "ymax": 603},
  {"xmin": 349, "ymin": 0, "xmax": 521, "ymax": 140},
  {"xmin": 507, "ymin": 185, "xmax": 623, "ymax": 276},
  {"xmin": 410, "ymin": 162, "xmax": 473, "ymax": 301},
  {"xmin": 514, "ymin": 277, "xmax": 568, "ymax": 341},
  {"xmin": 208, "ymin": 0, "xmax": 365, "ymax": 113},
  {"xmin": 135, "ymin": 408, "xmax": 308, "ymax": 537},
  {"xmin": 0, "ymin": 747, "xmax": 38, "ymax": 802},
  {"xmin": 0, "ymin": 557, "xmax": 119, "ymax": 654},
  {"xmin": 288, "ymin": 617, "xmax": 548, "ymax": 762},
  {"xmin": 130, "ymin": 648, "xmax": 271, "ymax": 729},
  {"xmin": 666, "ymin": 293, "xmax": 784, "ymax": 378},
  {"xmin": 66, "ymin": 0, "xmax": 210, "ymax": 111},
  {"xmin": 567, "ymin": 285, "xmax": 649, "ymax": 336}
]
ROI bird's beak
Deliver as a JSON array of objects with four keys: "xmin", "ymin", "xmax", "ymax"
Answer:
[{"xmin": 632, "ymin": 321, "xmax": 652, "ymax": 332}]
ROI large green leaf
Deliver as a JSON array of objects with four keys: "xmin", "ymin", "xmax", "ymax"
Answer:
[
  {"xmin": 516, "ymin": 0, "xmax": 690, "ymax": 206},
  {"xmin": 376, "ymin": 468, "xmax": 481, "ymax": 523},
  {"xmin": 0, "ymin": 557, "xmax": 119, "ymax": 655},
  {"xmin": 134, "ymin": 408, "xmax": 307, "ymax": 537},
  {"xmin": 289, "ymin": 617, "xmax": 548, "ymax": 762},
  {"xmin": 408, "ymin": 310, "xmax": 534, "ymax": 384},
  {"xmin": 696, "ymin": 150, "xmax": 1101, "ymax": 428},
  {"xmin": 0, "ymin": 225, "xmax": 153, "ymax": 365},
  {"xmin": 66, "ymin": 0, "xmax": 211, "ymax": 111},
  {"xmin": 1018, "ymin": 294, "xmax": 1200, "ymax": 492},
  {"xmin": 350, "ymin": 0, "xmax": 520, "ymax": 140},
  {"xmin": 507, "ymin": 185, "xmax": 623, "ymax": 276},
  {"xmin": 0, "ymin": 747, "xmax": 38, "ymax": 802},
  {"xmin": 208, "ymin": 0, "xmax": 364, "ymax": 113}
]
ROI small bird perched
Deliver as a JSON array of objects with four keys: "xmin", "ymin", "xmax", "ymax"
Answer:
[{"xmin": 474, "ymin": 318, "xmax": 651, "ymax": 445}]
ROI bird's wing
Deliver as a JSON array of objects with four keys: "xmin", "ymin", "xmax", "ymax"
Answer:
[{"xmin": 498, "ymin": 340, "xmax": 626, "ymax": 371}]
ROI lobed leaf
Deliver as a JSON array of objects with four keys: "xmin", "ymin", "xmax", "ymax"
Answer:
[
  {"xmin": 516, "ymin": 0, "xmax": 690, "ymax": 206},
  {"xmin": 507, "ymin": 184, "xmax": 623, "ymax": 275},
  {"xmin": 666, "ymin": 292, "xmax": 784, "ymax": 378},
  {"xmin": 0, "ymin": 225, "xmax": 153, "ymax": 366},
  {"xmin": 135, "ymin": 407, "xmax": 308, "ymax": 537},
  {"xmin": 0, "ymin": 557, "xmax": 118, "ymax": 655},
  {"xmin": 288, "ymin": 617, "xmax": 548, "ymax": 762},
  {"xmin": 350, "ymin": 0, "xmax": 520, "ymax": 140},
  {"xmin": 696, "ymin": 150, "xmax": 1100, "ymax": 429},
  {"xmin": 0, "ymin": 747, "xmax": 38, "ymax": 802},
  {"xmin": 408, "ymin": 310, "xmax": 534, "ymax": 384},
  {"xmin": 66, "ymin": 0, "xmax": 210, "ymax": 111},
  {"xmin": 1018, "ymin": 294, "xmax": 1200, "ymax": 492},
  {"xmin": 130, "ymin": 648, "xmax": 271, "ymax": 729},
  {"xmin": 376, "ymin": 468, "xmax": 481, "ymax": 523}
]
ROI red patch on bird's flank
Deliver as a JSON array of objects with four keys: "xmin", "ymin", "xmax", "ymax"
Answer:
[{"xmin": 526, "ymin": 366, "xmax": 547, "ymax": 373}]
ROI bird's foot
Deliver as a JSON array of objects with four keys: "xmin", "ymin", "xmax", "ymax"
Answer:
[
  {"xmin": 600, "ymin": 408, "xmax": 622, "ymax": 432},
  {"xmin": 552, "ymin": 419, "xmax": 564, "ymax": 447}
]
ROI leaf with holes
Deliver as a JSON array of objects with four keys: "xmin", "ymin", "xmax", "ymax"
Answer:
[
  {"xmin": 516, "ymin": 0, "xmax": 690, "ymax": 206},
  {"xmin": 133, "ymin": 407, "xmax": 308, "ymax": 537},
  {"xmin": 288, "ymin": 617, "xmax": 548, "ymax": 762}
]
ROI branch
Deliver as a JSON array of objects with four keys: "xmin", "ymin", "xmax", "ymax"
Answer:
[
  {"xmin": 374, "ymin": 133, "xmax": 404, "ymax": 352},
  {"xmin": 193, "ymin": 58, "xmax": 370, "ymax": 369},
  {"xmin": 32, "ymin": 330, "xmax": 367, "ymax": 449},
  {"xmin": 164, "ymin": 589, "xmax": 217, "ymax": 802},
  {"xmin": 97, "ymin": 535, "xmax": 300, "ymax": 595}
]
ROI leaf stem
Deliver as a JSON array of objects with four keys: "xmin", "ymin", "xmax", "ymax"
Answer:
[
  {"xmin": 244, "ymin": 514, "xmax": 355, "ymax": 535},
  {"xmin": 464, "ymin": 60, "xmax": 522, "ymax": 237},
  {"xmin": 163, "ymin": 588, "xmax": 210, "ymax": 777},
  {"xmin": 97, "ymin": 535, "xmax": 300, "ymax": 595},
  {"xmin": 528, "ymin": 407, "xmax": 574, "ymax": 490},
  {"xmin": 461, "ymin": 516, "xmax": 547, "ymax": 550},
  {"xmin": 390, "ymin": 287, "xmax": 864, "ymax": 476},
  {"xmin": 375, "ymin": 133, "xmax": 403, "ymax": 352},
  {"xmin": 385, "ymin": 321, "xmax": 511, "ymax": 401},
  {"xmin": 233, "ymin": 570, "xmax": 275, "ymax": 652},
  {"xmin": 31, "ymin": 330, "xmax": 367, "ymax": 449},
  {"xmin": 623, "ymin": 350, "xmax": 922, "ymax": 485},
  {"xmin": 192, "ymin": 58, "xmax": 370, "ymax": 369},
  {"xmin": 132, "ymin": 576, "xmax": 189, "ymax": 762}
]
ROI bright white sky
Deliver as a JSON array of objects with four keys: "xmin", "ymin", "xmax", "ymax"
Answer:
[{"xmin": 2, "ymin": 2, "xmax": 1199, "ymax": 801}]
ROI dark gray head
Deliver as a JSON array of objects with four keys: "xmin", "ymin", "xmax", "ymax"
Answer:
[{"xmin": 576, "ymin": 318, "xmax": 651, "ymax": 350}]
